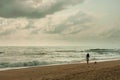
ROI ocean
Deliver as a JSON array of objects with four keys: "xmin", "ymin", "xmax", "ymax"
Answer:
[{"xmin": 0, "ymin": 46, "xmax": 120, "ymax": 70}]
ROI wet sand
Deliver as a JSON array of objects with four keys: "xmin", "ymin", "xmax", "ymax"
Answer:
[{"xmin": 0, "ymin": 60, "xmax": 120, "ymax": 80}]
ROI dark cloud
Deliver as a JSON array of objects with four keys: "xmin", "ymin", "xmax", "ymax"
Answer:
[
  {"xmin": 0, "ymin": 0, "xmax": 85, "ymax": 18},
  {"xmin": 0, "ymin": 0, "xmax": 41, "ymax": 18}
]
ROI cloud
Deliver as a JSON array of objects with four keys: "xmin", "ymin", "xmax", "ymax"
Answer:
[
  {"xmin": 23, "ymin": 20, "xmax": 35, "ymax": 29},
  {"xmin": 30, "ymin": 10, "xmax": 95, "ymax": 34},
  {"xmin": 99, "ymin": 26, "xmax": 120, "ymax": 40},
  {"xmin": 0, "ymin": 0, "xmax": 85, "ymax": 18},
  {"xmin": 0, "ymin": 17, "xmax": 29, "ymax": 37},
  {"xmin": 0, "ymin": 29, "xmax": 16, "ymax": 36},
  {"xmin": 0, "ymin": 9, "xmax": 96, "ymax": 44}
]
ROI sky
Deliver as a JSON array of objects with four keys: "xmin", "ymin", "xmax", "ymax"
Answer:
[{"xmin": 0, "ymin": 0, "xmax": 120, "ymax": 47}]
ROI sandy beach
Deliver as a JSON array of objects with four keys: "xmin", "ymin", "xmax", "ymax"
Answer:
[{"xmin": 0, "ymin": 60, "xmax": 120, "ymax": 80}]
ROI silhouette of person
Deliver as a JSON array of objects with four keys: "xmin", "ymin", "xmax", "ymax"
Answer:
[{"xmin": 86, "ymin": 53, "xmax": 90, "ymax": 64}]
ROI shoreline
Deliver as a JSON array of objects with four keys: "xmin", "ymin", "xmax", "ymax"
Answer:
[
  {"xmin": 0, "ymin": 59, "xmax": 120, "ymax": 71},
  {"xmin": 0, "ymin": 60, "xmax": 120, "ymax": 80}
]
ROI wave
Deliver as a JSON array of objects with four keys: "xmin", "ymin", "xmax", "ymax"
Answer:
[
  {"xmin": 55, "ymin": 50, "xmax": 82, "ymax": 53},
  {"xmin": 0, "ymin": 46, "xmax": 120, "ymax": 69},
  {"xmin": 0, "ymin": 61, "xmax": 49, "ymax": 68},
  {"xmin": 84, "ymin": 49, "xmax": 120, "ymax": 54}
]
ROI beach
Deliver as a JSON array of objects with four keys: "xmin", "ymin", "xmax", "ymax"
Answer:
[{"xmin": 0, "ymin": 60, "xmax": 120, "ymax": 80}]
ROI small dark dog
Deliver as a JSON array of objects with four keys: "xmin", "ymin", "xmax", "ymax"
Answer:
[{"xmin": 94, "ymin": 61, "xmax": 97, "ymax": 64}]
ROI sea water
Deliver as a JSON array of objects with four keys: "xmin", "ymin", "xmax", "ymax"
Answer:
[{"xmin": 0, "ymin": 46, "xmax": 120, "ymax": 70}]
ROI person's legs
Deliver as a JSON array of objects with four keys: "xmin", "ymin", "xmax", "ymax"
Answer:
[{"xmin": 87, "ymin": 58, "xmax": 89, "ymax": 64}]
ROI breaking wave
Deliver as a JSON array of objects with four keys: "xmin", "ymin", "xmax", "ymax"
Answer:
[{"xmin": 0, "ymin": 61, "xmax": 50, "ymax": 68}]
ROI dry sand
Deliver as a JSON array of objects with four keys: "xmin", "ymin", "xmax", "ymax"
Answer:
[{"xmin": 0, "ymin": 60, "xmax": 120, "ymax": 80}]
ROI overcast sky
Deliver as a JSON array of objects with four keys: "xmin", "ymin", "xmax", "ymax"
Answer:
[{"xmin": 0, "ymin": 0, "xmax": 120, "ymax": 47}]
